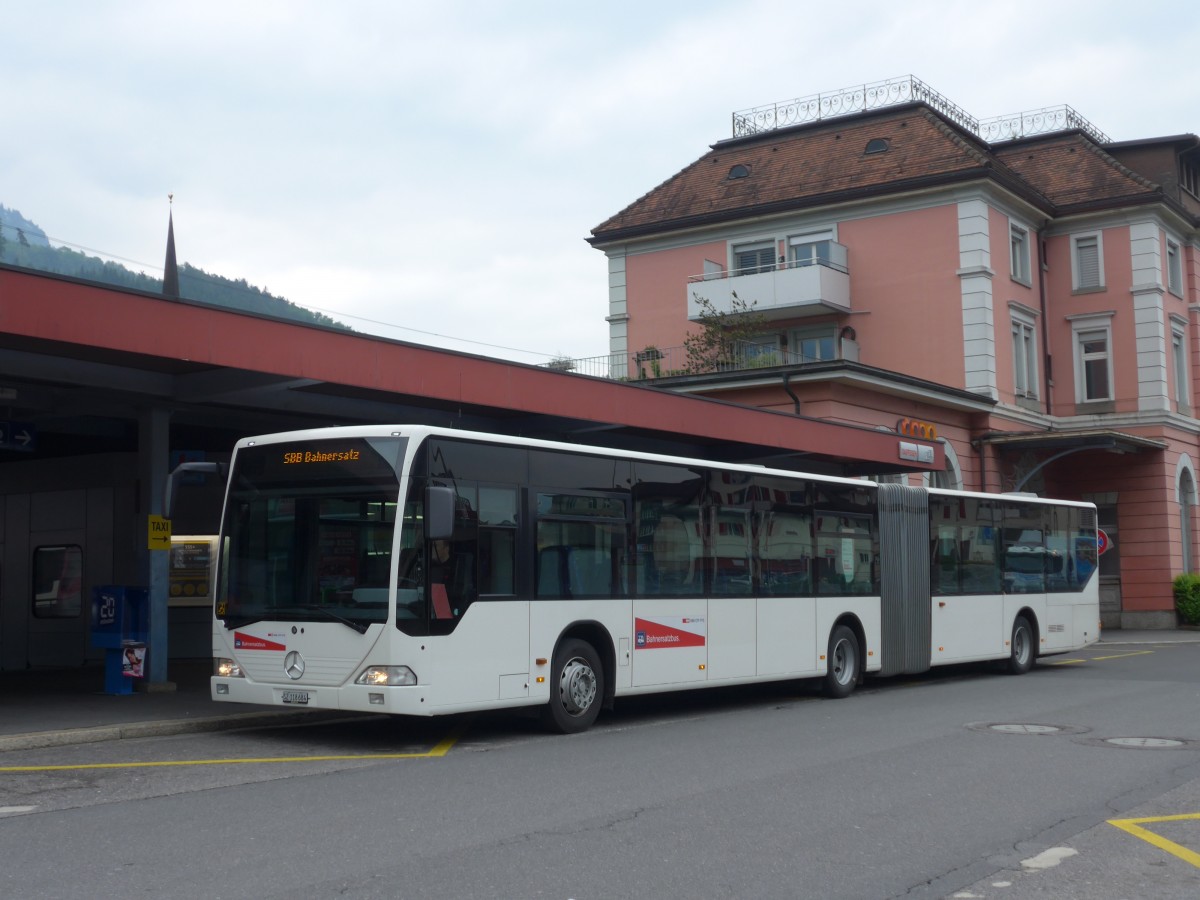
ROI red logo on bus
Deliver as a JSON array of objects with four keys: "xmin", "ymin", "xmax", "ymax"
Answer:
[{"xmin": 233, "ymin": 632, "xmax": 286, "ymax": 651}]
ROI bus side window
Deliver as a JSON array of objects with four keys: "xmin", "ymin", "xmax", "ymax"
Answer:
[
  {"xmin": 397, "ymin": 493, "xmax": 428, "ymax": 629},
  {"xmin": 538, "ymin": 545, "xmax": 576, "ymax": 598},
  {"xmin": 395, "ymin": 546, "xmax": 426, "ymax": 623}
]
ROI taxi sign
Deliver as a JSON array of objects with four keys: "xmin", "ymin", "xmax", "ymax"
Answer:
[{"xmin": 148, "ymin": 515, "xmax": 172, "ymax": 550}]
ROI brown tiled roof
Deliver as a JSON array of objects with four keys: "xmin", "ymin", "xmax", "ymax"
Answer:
[
  {"xmin": 991, "ymin": 134, "xmax": 1159, "ymax": 210},
  {"xmin": 589, "ymin": 104, "xmax": 1181, "ymax": 244},
  {"xmin": 590, "ymin": 106, "xmax": 1017, "ymax": 241}
]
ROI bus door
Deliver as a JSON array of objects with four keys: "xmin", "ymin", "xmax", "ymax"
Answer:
[
  {"xmin": 929, "ymin": 494, "xmax": 1005, "ymax": 662},
  {"xmin": 631, "ymin": 464, "xmax": 708, "ymax": 688},
  {"xmin": 996, "ymin": 503, "xmax": 1052, "ymax": 653}
]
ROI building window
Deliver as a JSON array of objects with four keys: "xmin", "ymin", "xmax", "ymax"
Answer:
[
  {"xmin": 1010, "ymin": 222, "xmax": 1031, "ymax": 285},
  {"xmin": 1173, "ymin": 325, "xmax": 1189, "ymax": 409},
  {"xmin": 1074, "ymin": 324, "xmax": 1113, "ymax": 402},
  {"xmin": 33, "ymin": 544, "xmax": 84, "ymax": 618},
  {"xmin": 1071, "ymin": 232, "xmax": 1104, "ymax": 291},
  {"xmin": 1182, "ymin": 469, "xmax": 1196, "ymax": 574},
  {"xmin": 1011, "ymin": 313, "xmax": 1038, "ymax": 399},
  {"xmin": 788, "ymin": 232, "xmax": 834, "ymax": 268},
  {"xmin": 1183, "ymin": 158, "xmax": 1199, "ymax": 198},
  {"xmin": 733, "ymin": 241, "xmax": 775, "ymax": 275},
  {"xmin": 788, "ymin": 326, "xmax": 837, "ymax": 363},
  {"xmin": 1167, "ymin": 238, "xmax": 1183, "ymax": 297}
]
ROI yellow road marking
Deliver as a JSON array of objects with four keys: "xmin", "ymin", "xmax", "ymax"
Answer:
[
  {"xmin": 0, "ymin": 722, "xmax": 466, "ymax": 773},
  {"xmin": 1108, "ymin": 814, "xmax": 1200, "ymax": 869},
  {"xmin": 1049, "ymin": 650, "xmax": 1155, "ymax": 666}
]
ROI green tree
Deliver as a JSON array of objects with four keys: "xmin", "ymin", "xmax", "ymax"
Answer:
[{"xmin": 684, "ymin": 291, "xmax": 767, "ymax": 374}]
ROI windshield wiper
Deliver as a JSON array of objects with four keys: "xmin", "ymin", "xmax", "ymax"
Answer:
[
  {"xmin": 220, "ymin": 615, "xmax": 265, "ymax": 630},
  {"xmin": 300, "ymin": 605, "xmax": 370, "ymax": 634}
]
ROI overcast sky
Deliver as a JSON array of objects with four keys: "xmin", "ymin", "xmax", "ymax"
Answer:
[{"xmin": 3, "ymin": 1, "xmax": 1197, "ymax": 365}]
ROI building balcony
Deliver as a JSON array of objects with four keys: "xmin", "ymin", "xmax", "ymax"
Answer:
[{"xmin": 686, "ymin": 245, "xmax": 850, "ymax": 323}]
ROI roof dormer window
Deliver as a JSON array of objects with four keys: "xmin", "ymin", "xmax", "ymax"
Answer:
[
  {"xmin": 1182, "ymin": 156, "xmax": 1199, "ymax": 198},
  {"xmin": 864, "ymin": 138, "xmax": 890, "ymax": 154},
  {"xmin": 727, "ymin": 164, "xmax": 751, "ymax": 180}
]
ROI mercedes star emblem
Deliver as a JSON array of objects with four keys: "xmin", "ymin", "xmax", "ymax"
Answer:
[{"xmin": 284, "ymin": 650, "xmax": 306, "ymax": 680}]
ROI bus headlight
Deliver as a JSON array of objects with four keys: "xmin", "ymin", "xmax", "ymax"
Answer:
[
  {"xmin": 214, "ymin": 658, "xmax": 244, "ymax": 678},
  {"xmin": 356, "ymin": 665, "xmax": 417, "ymax": 686}
]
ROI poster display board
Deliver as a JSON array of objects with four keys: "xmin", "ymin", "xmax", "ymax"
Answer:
[{"xmin": 170, "ymin": 535, "xmax": 217, "ymax": 607}]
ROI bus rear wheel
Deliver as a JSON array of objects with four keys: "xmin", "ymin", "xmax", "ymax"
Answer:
[
  {"xmin": 823, "ymin": 625, "xmax": 859, "ymax": 699},
  {"xmin": 1007, "ymin": 615, "xmax": 1035, "ymax": 675},
  {"xmin": 541, "ymin": 638, "xmax": 604, "ymax": 734}
]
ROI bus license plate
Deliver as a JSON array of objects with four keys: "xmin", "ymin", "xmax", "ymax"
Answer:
[{"xmin": 281, "ymin": 690, "xmax": 309, "ymax": 705}]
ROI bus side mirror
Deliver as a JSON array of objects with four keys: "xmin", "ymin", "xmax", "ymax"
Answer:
[{"xmin": 426, "ymin": 486, "xmax": 456, "ymax": 540}]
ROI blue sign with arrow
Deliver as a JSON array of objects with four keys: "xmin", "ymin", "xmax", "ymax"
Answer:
[{"xmin": 0, "ymin": 421, "xmax": 36, "ymax": 452}]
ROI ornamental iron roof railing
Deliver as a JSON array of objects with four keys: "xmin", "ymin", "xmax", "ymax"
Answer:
[
  {"xmin": 731, "ymin": 76, "xmax": 1109, "ymax": 145},
  {"xmin": 977, "ymin": 105, "xmax": 1111, "ymax": 145}
]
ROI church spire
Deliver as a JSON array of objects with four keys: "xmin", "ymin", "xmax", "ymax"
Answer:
[{"xmin": 162, "ymin": 194, "xmax": 179, "ymax": 299}]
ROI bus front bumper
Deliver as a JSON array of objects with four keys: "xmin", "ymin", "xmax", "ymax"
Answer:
[{"xmin": 210, "ymin": 677, "xmax": 432, "ymax": 715}]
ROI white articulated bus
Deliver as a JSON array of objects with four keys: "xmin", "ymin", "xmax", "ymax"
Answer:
[{"xmin": 209, "ymin": 425, "xmax": 1101, "ymax": 733}]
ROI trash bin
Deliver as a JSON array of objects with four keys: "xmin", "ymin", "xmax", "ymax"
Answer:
[{"xmin": 90, "ymin": 586, "xmax": 149, "ymax": 695}]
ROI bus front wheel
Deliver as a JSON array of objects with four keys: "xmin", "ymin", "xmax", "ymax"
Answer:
[
  {"xmin": 541, "ymin": 638, "xmax": 604, "ymax": 734},
  {"xmin": 823, "ymin": 625, "xmax": 859, "ymax": 699},
  {"xmin": 1007, "ymin": 616, "xmax": 1035, "ymax": 675}
]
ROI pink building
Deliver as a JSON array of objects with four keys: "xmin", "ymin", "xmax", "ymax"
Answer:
[{"xmin": 588, "ymin": 78, "xmax": 1200, "ymax": 629}]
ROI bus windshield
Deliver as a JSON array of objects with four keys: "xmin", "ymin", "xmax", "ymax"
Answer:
[{"xmin": 215, "ymin": 437, "xmax": 407, "ymax": 631}]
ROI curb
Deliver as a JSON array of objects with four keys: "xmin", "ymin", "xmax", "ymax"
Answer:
[{"xmin": 0, "ymin": 709, "xmax": 359, "ymax": 753}]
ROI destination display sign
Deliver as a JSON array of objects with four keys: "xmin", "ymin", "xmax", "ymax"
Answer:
[
  {"xmin": 282, "ymin": 448, "xmax": 363, "ymax": 464},
  {"xmin": 235, "ymin": 437, "xmax": 405, "ymax": 487}
]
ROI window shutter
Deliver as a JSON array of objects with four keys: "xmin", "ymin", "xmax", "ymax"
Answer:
[
  {"xmin": 1168, "ymin": 242, "xmax": 1182, "ymax": 294},
  {"xmin": 736, "ymin": 246, "xmax": 774, "ymax": 274},
  {"xmin": 1076, "ymin": 237, "xmax": 1100, "ymax": 288},
  {"xmin": 734, "ymin": 248, "xmax": 772, "ymax": 273}
]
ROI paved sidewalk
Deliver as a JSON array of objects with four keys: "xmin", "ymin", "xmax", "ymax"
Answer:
[
  {"xmin": 2, "ymin": 631, "xmax": 1197, "ymax": 752},
  {"xmin": 0, "ymin": 658, "xmax": 348, "ymax": 752},
  {"xmin": 1090, "ymin": 628, "xmax": 1200, "ymax": 644}
]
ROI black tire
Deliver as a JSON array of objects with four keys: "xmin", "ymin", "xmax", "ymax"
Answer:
[
  {"xmin": 540, "ymin": 638, "xmax": 604, "ymax": 734},
  {"xmin": 823, "ymin": 625, "xmax": 859, "ymax": 699},
  {"xmin": 1007, "ymin": 615, "xmax": 1035, "ymax": 675}
]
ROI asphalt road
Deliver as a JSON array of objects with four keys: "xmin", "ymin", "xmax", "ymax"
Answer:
[{"xmin": 4, "ymin": 641, "xmax": 1200, "ymax": 899}]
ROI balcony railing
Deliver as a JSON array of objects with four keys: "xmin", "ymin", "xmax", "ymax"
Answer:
[
  {"xmin": 687, "ymin": 248, "xmax": 850, "ymax": 322},
  {"xmin": 549, "ymin": 342, "xmax": 842, "ymax": 381}
]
